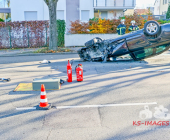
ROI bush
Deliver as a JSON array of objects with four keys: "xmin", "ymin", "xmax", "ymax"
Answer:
[
  {"xmin": 0, "ymin": 20, "xmax": 66, "ymax": 48},
  {"xmin": 69, "ymin": 13, "xmax": 155, "ymax": 34},
  {"xmin": 57, "ymin": 20, "xmax": 65, "ymax": 47},
  {"xmin": 69, "ymin": 20, "xmax": 89, "ymax": 34},
  {"xmin": 0, "ymin": 18, "xmax": 4, "ymax": 22},
  {"xmin": 157, "ymin": 19, "xmax": 170, "ymax": 24}
]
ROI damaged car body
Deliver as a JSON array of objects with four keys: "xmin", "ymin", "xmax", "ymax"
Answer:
[{"xmin": 78, "ymin": 21, "xmax": 170, "ymax": 61}]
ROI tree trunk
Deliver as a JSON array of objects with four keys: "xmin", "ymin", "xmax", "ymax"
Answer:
[{"xmin": 44, "ymin": 0, "xmax": 58, "ymax": 50}]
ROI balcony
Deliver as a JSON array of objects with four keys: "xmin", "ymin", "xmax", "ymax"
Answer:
[
  {"xmin": 0, "ymin": 0, "xmax": 10, "ymax": 13},
  {"xmin": 94, "ymin": 0, "xmax": 135, "ymax": 9},
  {"xmin": 0, "ymin": 0, "xmax": 10, "ymax": 8}
]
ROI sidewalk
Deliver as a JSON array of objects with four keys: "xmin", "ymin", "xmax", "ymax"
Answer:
[{"xmin": 0, "ymin": 47, "xmax": 81, "ymax": 57}]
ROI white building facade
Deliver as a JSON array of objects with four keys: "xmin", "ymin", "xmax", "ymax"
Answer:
[
  {"xmin": 154, "ymin": 0, "xmax": 170, "ymax": 15},
  {"xmin": 159, "ymin": 0, "xmax": 169, "ymax": 15},
  {"xmin": 10, "ymin": 0, "xmax": 136, "ymax": 21},
  {"xmin": 154, "ymin": 0, "xmax": 160, "ymax": 15},
  {"xmin": 10, "ymin": 0, "xmax": 136, "ymax": 30}
]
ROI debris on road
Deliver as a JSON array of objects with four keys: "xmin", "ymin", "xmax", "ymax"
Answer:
[
  {"xmin": 40, "ymin": 59, "xmax": 51, "ymax": 64},
  {"xmin": 32, "ymin": 78, "xmax": 61, "ymax": 90},
  {"xmin": 0, "ymin": 78, "xmax": 11, "ymax": 82},
  {"xmin": 60, "ymin": 79, "xmax": 65, "ymax": 85}
]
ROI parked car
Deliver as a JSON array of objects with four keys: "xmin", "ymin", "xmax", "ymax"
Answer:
[{"xmin": 77, "ymin": 21, "xmax": 170, "ymax": 61}]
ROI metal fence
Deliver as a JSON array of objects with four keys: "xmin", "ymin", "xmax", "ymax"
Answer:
[{"xmin": 0, "ymin": 21, "xmax": 49, "ymax": 49}]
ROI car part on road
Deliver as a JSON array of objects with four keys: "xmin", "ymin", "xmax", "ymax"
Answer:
[
  {"xmin": 60, "ymin": 79, "xmax": 65, "ymax": 85},
  {"xmin": 32, "ymin": 78, "xmax": 61, "ymax": 90},
  {"xmin": 0, "ymin": 78, "xmax": 11, "ymax": 82},
  {"xmin": 40, "ymin": 59, "xmax": 51, "ymax": 64},
  {"xmin": 78, "ymin": 20, "xmax": 170, "ymax": 62}
]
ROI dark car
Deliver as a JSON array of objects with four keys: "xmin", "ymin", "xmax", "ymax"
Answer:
[{"xmin": 77, "ymin": 21, "xmax": 170, "ymax": 62}]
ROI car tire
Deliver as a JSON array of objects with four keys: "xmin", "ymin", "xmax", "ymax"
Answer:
[{"xmin": 144, "ymin": 21, "xmax": 160, "ymax": 36}]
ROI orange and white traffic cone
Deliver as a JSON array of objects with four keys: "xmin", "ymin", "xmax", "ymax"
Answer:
[{"xmin": 37, "ymin": 84, "xmax": 51, "ymax": 110}]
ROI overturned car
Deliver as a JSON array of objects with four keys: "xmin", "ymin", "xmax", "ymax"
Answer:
[{"xmin": 78, "ymin": 21, "xmax": 170, "ymax": 61}]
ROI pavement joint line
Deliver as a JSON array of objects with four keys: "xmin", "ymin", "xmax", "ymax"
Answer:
[{"xmin": 16, "ymin": 102, "xmax": 157, "ymax": 110}]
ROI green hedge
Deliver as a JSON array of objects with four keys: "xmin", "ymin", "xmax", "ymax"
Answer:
[
  {"xmin": 157, "ymin": 20, "xmax": 170, "ymax": 24},
  {"xmin": 57, "ymin": 20, "xmax": 65, "ymax": 47},
  {"xmin": 0, "ymin": 18, "xmax": 4, "ymax": 22}
]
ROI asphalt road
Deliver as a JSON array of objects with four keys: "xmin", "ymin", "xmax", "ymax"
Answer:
[{"xmin": 1, "ymin": 52, "xmax": 170, "ymax": 140}]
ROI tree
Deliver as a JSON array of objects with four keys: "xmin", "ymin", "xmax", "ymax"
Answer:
[
  {"xmin": 0, "ymin": 18, "xmax": 4, "ymax": 22},
  {"xmin": 44, "ymin": 0, "xmax": 58, "ymax": 50},
  {"xmin": 166, "ymin": 3, "xmax": 170, "ymax": 19}
]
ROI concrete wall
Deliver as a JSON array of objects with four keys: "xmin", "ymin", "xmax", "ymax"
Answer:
[{"xmin": 65, "ymin": 34, "xmax": 119, "ymax": 47}]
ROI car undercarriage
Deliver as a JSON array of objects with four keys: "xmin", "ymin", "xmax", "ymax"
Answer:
[{"xmin": 77, "ymin": 21, "xmax": 170, "ymax": 62}]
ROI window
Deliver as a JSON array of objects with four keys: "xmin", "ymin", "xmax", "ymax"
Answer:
[
  {"xmin": 24, "ymin": 11, "xmax": 37, "ymax": 21},
  {"xmin": 0, "ymin": 13, "xmax": 10, "ymax": 21},
  {"xmin": 125, "ymin": 0, "xmax": 133, "ymax": 7},
  {"xmin": 163, "ymin": 0, "xmax": 168, "ymax": 4},
  {"xmin": 116, "ymin": 0, "xmax": 123, "ymax": 6},
  {"xmin": 155, "ymin": 45, "xmax": 168, "ymax": 54},
  {"xmin": 94, "ymin": 11, "xmax": 100, "ymax": 18},
  {"xmin": 57, "ymin": 10, "xmax": 64, "ymax": 20},
  {"xmin": 96, "ymin": 0, "xmax": 105, "ymax": 6},
  {"xmin": 0, "ymin": 0, "xmax": 10, "ymax": 8},
  {"xmin": 106, "ymin": 0, "xmax": 114, "ymax": 6},
  {"xmin": 81, "ymin": 10, "xmax": 89, "ymax": 21},
  {"xmin": 101, "ymin": 11, "xmax": 107, "ymax": 19},
  {"xmin": 133, "ymin": 48, "xmax": 153, "ymax": 59}
]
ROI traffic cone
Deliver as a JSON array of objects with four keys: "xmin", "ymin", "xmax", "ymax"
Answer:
[{"xmin": 36, "ymin": 84, "xmax": 52, "ymax": 110}]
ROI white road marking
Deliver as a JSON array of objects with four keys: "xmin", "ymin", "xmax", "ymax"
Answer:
[
  {"xmin": 57, "ymin": 102, "xmax": 157, "ymax": 109},
  {"xmin": 132, "ymin": 69, "xmax": 170, "ymax": 72},
  {"xmin": 16, "ymin": 107, "xmax": 36, "ymax": 110},
  {"xmin": 16, "ymin": 102, "xmax": 157, "ymax": 110}
]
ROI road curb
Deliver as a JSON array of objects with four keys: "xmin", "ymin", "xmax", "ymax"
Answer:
[{"xmin": 0, "ymin": 52, "xmax": 78, "ymax": 57}]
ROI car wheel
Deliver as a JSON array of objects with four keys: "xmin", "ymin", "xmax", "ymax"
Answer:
[{"xmin": 144, "ymin": 21, "xmax": 160, "ymax": 36}]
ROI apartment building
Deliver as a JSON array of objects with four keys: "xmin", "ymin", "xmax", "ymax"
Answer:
[
  {"xmin": 9, "ymin": 0, "xmax": 136, "ymax": 30},
  {"xmin": 154, "ymin": 0, "xmax": 169, "ymax": 15},
  {"xmin": 93, "ymin": 0, "xmax": 136, "ymax": 19},
  {"xmin": 0, "ymin": 0, "xmax": 11, "ymax": 21},
  {"xmin": 160, "ymin": 0, "xmax": 169, "ymax": 15},
  {"xmin": 154, "ymin": 0, "xmax": 160, "ymax": 15}
]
